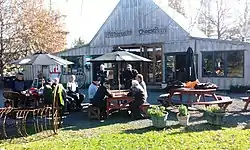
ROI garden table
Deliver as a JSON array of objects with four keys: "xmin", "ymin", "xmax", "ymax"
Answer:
[
  {"xmin": 167, "ymin": 88, "xmax": 218, "ymax": 105},
  {"xmin": 106, "ymin": 90, "xmax": 133, "ymax": 117}
]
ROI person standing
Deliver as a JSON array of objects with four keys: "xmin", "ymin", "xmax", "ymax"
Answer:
[
  {"xmin": 122, "ymin": 64, "xmax": 138, "ymax": 89},
  {"xmin": 43, "ymin": 78, "xmax": 53, "ymax": 106},
  {"xmin": 136, "ymin": 74, "xmax": 148, "ymax": 101},
  {"xmin": 97, "ymin": 64, "xmax": 108, "ymax": 84}
]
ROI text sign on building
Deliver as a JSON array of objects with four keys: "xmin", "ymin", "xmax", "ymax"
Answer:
[
  {"xmin": 138, "ymin": 27, "xmax": 167, "ymax": 35},
  {"xmin": 105, "ymin": 30, "xmax": 132, "ymax": 38}
]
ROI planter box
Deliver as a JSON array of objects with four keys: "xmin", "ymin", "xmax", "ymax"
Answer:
[
  {"xmin": 151, "ymin": 113, "xmax": 168, "ymax": 129},
  {"xmin": 177, "ymin": 113, "xmax": 190, "ymax": 126},
  {"xmin": 203, "ymin": 111, "xmax": 225, "ymax": 125}
]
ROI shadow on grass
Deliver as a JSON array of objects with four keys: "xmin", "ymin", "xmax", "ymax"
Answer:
[{"xmin": 62, "ymin": 110, "xmax": 133, "ymax": 131}]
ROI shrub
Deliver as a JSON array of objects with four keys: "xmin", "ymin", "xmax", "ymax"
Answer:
[
  {"xmin": 206, "ymin": 106, "xmax": 225, "ymax": 113},
  {"xmin": 178, "ymin": 105, "xmax": 188, "ymax": 116},
  {"xmin": 147, "ymin": 105, "xmax": 167, "ymax": 117}
]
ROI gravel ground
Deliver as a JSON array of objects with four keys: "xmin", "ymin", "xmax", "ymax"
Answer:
[
  {"xmin": 62, "ymin": 91, "xmax": 250, "ymax": 131},
  {"xmin": 0, "ymin": 89, "xmax": 249, "ymax": 131}
]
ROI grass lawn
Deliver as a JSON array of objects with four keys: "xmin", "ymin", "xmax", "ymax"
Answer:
[{"xmin": 0, "ymin": 121, "xmax": 250, "ymax": 150}]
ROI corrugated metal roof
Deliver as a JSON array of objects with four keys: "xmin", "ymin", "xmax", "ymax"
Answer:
[{"xmin": 153, "ymin": 0, "xmax": 207, "ymax": 38}]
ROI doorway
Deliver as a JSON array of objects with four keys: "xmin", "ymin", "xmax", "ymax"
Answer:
[
  {"xmin": 166, "ymin": 53, "xmax": 198, "ymax": 82},
  {"xmin": 119, "ymin": 45, "xmax": 163, "ymax": 84}
]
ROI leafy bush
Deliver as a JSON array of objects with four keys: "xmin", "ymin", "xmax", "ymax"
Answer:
[
  {"xmin": 178, "ymin": 105, "xmax": 188, "ymax": 116},
  {"xmin": 206, "ymin": 106, "xmax": 225, "ymax": 113},
  {"xmin": 229, "ymin": 85, "xmax": 250, "ymax": 93},
  {"xmin": 147, "ymin": 105, "xmax": 167, "ymax": 117}
]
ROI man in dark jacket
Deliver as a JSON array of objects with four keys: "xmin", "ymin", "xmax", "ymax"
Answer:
[
  {"xmin": 122, "ymin": 64, "xmax": 138, "ymax": 89},
  {"xmin": 43, "ymin": 78, "xmax": 53, "ymax": 106},
  {"xmin": 90, "ymin": 80, "xmax": 112, "ymax": 119},
  {"xmin": 127, "ymin": 80, "xmax": 145, "ymax": 120},
  {"xmin": 97, "ymin": 64, "xmax": 108, "ymax": 84}
]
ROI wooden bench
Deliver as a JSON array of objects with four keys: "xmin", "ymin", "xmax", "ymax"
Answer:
[
  {"xmin": 87, "ymin": 104, "xmax": 100, "ymax": 120},
  {"xmin": 192, "ymin": 96, "xmax": 232, "ymax": 111},
  {"xmin": 240, "ymin": 97, "xmax": 250, "ymax": 111},
  {"xmin": 157, "ymin": 92, "xmax": 182, "ymax": 106}
]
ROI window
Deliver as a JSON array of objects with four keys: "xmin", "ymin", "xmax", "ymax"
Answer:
[
  {"xmin": 202, "ymin": 51, "xmax": 244, "ymax": 78},
  {"xmin": 61, "ymin": 56, "xmax": 84, "ymax": 74},
  {"xmin": 214, "ymin": 52, "xmax": 225, "ymax": 77},
  {"xmin": 227, "ymin": 51, "xmax": 244, "ymax": 77}
]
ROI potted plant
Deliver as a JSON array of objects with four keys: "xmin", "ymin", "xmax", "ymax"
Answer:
[
  {"xmin": 147, "ymin": 105, "xmax": 168, "ymax": 129},
  {"xmin": 177, "ymin": 105, "xmax": 190, "ymax": 126},
  {"xmin": 203, "ymin": 106, "xmax": 225, "ymax": 125}
]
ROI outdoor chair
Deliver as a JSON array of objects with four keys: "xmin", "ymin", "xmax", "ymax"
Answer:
[{"xmin": 3, "ymin": 91, "xmax": 20, "ymax": 108}]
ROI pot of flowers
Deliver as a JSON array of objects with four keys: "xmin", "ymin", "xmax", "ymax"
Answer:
[
  {"xmin": 203, "ymin": 106, "xmax": 225, "ymax": 125},
  {"xmin": 177, "ymin": 105, "xmax": 190, "ymax": 126},
  {"xmin": 147, "ymin": 105, "xmax": 168, "ymax": 129}
]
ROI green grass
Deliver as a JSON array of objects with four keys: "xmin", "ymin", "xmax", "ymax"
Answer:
[{"xmin": 1, "ymin": 122, "xmax": 250, "ymax": 150}]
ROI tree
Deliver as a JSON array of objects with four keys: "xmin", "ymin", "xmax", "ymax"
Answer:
[
  {"xmin": 198, "ymin": 0, "xmax": 235, "ymax": 39},
  {"xmin": 168, "ymin": 0, "xmax": 186, "ymax": 16},
  {"xmin": 0, "ymin": 0, "xmax": 67, "ymax": 76},
  {"xmin": 71, "ymin": 37, "xmax": 85, "ymax": 48}
]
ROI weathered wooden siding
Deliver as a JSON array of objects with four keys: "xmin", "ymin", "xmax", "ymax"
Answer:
[
  {"xmin": 194, "ymin": 38, "xmax": 249, "ymax": 90},
  {"xmin": 90, "ymin": 0, "xmax": 193, "ymax": 47},
  {"xmin": 56, "ymin": 45, "xmax": 90, "ymax": 57}
]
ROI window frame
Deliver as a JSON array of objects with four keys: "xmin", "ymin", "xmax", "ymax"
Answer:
[
  {"xmin": 202, "ymin": 51, "xmax": 244, "ymax": 78},
  {"xmin": 61, "ymin": 55, "xmax": 84, "ymax": 75}
]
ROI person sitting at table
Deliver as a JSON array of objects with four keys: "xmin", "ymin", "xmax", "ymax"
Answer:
[
  {"xmin": 12, "ymin": 72, "xmax": 26, "ymax": 107},
  {"xmin": 121, "ymin": 64, "xmax": 138, "ymax": 89},
  {"xmin": 66, "ymin": 75, "xmax": 85, "ymax": 111},
  {"xmin": 88, "ymin": 79, "xmax": 100, "ymax": 102},
  {"xmin": 12, "ymin": 72, "xmax": 26, "ymax": 93},
  {"xmin": 127, "ymin": 80, "xmax": 145, "ymax": 120},
  {"xmin": 90, "ymin": 80, "xmax": 112, "ymax": 120},
  {"xmin": 136, "ymin": 74, "xmax": 148, "ymax": 101}
]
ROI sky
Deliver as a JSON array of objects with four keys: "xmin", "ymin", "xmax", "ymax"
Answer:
[
  {"xmin": 46, "ymin": 0, "xmax": 119, "ymax": 48},
  {"xmin": 46, "ymin": 0, "xmax": 241, "ymax": 48}
]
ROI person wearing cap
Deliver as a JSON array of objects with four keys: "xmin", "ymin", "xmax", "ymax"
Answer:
[
  {"xmin": 127, "ymin": 80, "xmax": 145, "ymax": 120},
  {"xmin": 97, "ymin": 64, "xmax": 108, "ymax": 84},
  {"xmin": 67, "ymin": 75, "xmax": 85, "ymax": 110},
  {"xmin": 121, "ymin": 64, "xmax": 138, "ymax": 89},
  {"xmin": 91, "ymin": 80, "xmax": 112, "ymax": 120}
]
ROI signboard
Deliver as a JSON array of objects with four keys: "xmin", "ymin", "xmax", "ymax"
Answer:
[
  {"xmin": 104, "ymin": 30, "xmax": 132, "ymax": 38},
  {"xmin": 138, "ymin": 27, "xmax": 167, "ymax": 35},
  {"xmin": 85, "ymin": 56, "xmax": 91, "ymax": 65}
]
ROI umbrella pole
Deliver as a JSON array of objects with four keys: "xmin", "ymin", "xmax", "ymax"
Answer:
[{"xmin": 118, "ymin": 62, "xmax": 120, "ymax": 91}]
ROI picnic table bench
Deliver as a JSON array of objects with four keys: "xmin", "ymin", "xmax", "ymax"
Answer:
[
  {"xmin": 240, "ymin": 97, "xmax": 250, "ymax": 111},
  {"xmin": 192, "ymin": 96, "xmax": 232, "ymax": 111}
]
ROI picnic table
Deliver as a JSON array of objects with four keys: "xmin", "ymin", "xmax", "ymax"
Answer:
[
  {"xmin": 106, "ymin": 90, "xmax": 133, "ymax": 117},
  {"xmin": 158, "ymin": 88, "xmax": 232, "ymax": 110},
  {"xmin": 168, "ymin": 88, "xmax": 218, "ymax": 105}
]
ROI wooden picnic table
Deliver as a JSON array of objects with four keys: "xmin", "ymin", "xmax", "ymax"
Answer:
[
  {"xmin": 168, "ymin": 88, "xmax": 219, "ymax": 105},
  {"xmin": 106, "ymin": 90, "xmax": 133, "ymax": 117}
]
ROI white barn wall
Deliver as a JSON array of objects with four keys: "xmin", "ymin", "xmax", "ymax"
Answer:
[{"xmin": 90, "ymin": 0, "xmax": 195, "ymax": 48}]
